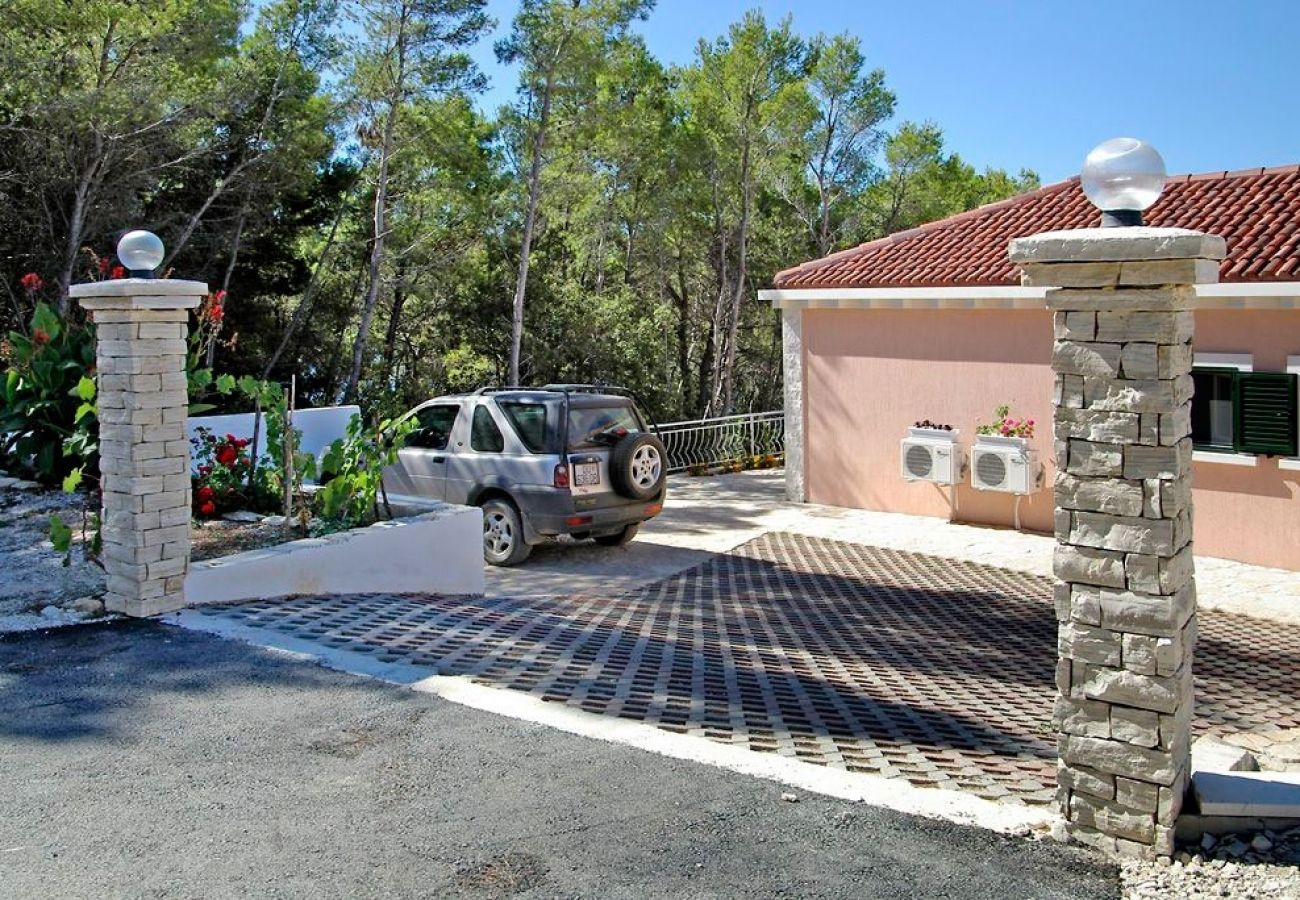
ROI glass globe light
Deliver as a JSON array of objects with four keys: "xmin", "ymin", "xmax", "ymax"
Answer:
[
  {"xmin": 116, "ymin": 230, "xmax": 165, "ymax": 277},
  {"xmin": 1081, "ymin": 138, "xmax": 1167, "ymax": 226}
]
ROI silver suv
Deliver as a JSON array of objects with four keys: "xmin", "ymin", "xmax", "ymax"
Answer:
[{"xmin": 382, "ymin": 386, "xmax": 668, "ymax": 565}]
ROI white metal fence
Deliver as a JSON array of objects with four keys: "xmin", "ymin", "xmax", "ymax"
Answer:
[{"xmin": 655, "ymin": 410, "xmax": 784, "ymax": 474}]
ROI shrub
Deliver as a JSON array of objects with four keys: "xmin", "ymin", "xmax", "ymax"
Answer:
[{"xmin": 0, "ymin": 301, "xmax": 98, "ymax": 484}]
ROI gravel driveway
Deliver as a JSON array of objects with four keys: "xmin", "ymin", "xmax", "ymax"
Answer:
[{"xmin": 0, "ymin": 621, "xmax": 1118, "ymax": 899}]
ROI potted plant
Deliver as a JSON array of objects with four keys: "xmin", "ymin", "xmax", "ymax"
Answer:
[
  {"xmin": 974, "ymin": 405, "xmax": 1035, "ymax": 449},
  {"xmin": 909, "ymin": 419, "xmax": 959, "ymax": 442}
]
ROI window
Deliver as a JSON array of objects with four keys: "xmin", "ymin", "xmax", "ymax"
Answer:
[
  {"xmin": 408, "ymin": 404, "xmax": 458, "ymax": 450},
  {"xmin": 499, "ymin": 402, "xmax": 550, "ymax": 453},
  {"xmin": 567, "ymin": 405, "xmax": 644, "ymax": 450},
  {"xmin": 470, "ymin": 405, "xmax": 504, "ymax": 453},
  {"xmin": 1191, "ymin": 366, "xmax": 1298, "ymax": 457}
]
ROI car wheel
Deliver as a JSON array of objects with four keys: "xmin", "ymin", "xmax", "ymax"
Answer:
[
  {"xmin": 481, "ymin": 498, "xmax": 532, "ymax": 566},
  {"xmin": 593, "ymin": 523, "xmax": 639, "ymax": 547},
  {"xmin": 610, "ymin": 433, "xmax": 667, "ymax": 500}
]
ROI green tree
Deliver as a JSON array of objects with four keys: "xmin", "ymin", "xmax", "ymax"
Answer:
[
  {"xmin": 496, "ymin": 0, "xmax": 653, "ymax": 386},
  {"xmin": 342, "ymin": 0, "xmax": 489, "ymax": 403}
]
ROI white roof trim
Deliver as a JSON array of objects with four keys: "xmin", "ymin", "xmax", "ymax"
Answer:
[{"xmin": 761, "ymin": 282, "xmax": 1300, "ymax": 310}]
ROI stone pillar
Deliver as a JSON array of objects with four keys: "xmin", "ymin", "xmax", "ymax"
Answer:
[
  {"xmin": 70, "ymin": 279, "xmax": 206, "ymax": 617},
  {"xmin": 1008, "ymin": 228, "xmax": 1225, "ymax": 859}
]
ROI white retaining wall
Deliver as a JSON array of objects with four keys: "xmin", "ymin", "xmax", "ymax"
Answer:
[{"xmin": 186, "ymin": 504, "xmax": 484, "ymax": 603}]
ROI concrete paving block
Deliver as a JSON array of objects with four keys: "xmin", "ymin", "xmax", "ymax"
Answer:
[
  {"xmin": 1191, "ymin": 737, "xmax": 1259, "ymax": 773},
  {"xmin": 1192, "ymin": 771, "xmax": 1300, "ymax": 817}
]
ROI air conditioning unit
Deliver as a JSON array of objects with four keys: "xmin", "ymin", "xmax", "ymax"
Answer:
[
  {"xmin": 970, "ymin": 437, "xmax": 1038, "ymax": 494},
  {"xmin": 900, "ymin": 428, "xmax": 963, "ymax": 485}
]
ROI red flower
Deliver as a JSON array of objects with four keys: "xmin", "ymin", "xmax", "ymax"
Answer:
[
  {"xmin": 215, "ymin": 445, "xmax": 238, "ymax": 467},
  {"xmin": 110, "ymin": 265, "xmax": 126, "ymax": 280},
  {"xmin": 32, "ymin": 328, "xmax": 50, "ymax": 346},
  {"xmin": 235, "ymin": 438, "xmax": 250, "ymax": 448},
  {"xmin": 19, "ymin": 272, "xmax": 43, "ymax": 293},
  {"xmin": 225, "ymin": 433, "xmax": 237, "ymax": 444},
  {"xmin": 199, "ymin": 501, "xmax": 216, "ymax": 517},
  {"xmin": 198, "ymin": 465, "xmax": 212, "ymax": 477},
  {"xmin": 98, "ymin": 257, "xmax": 110, "ymax": 274},
  {"xmin": 207, "ymin": 291, "xmax": 226, "ymax": 326},
  {"xmin": 196, "ymin": 486, "xmax": 215, "ymax": 502}
]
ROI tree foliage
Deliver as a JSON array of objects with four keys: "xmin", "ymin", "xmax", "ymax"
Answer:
[{"xmin": 0, "ymin": 2, "xmax": 1039, "ymax": 430}]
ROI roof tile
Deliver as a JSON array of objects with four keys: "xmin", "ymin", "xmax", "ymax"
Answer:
[{"xmin": 774, "ymin": 167, "xmax": 1300, "ymax": 289}]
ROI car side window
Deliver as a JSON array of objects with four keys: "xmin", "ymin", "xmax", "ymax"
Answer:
[
  {"xmin": 470, "ymin": 405, "xmax": 505, "ymax": 453},
  {"xmin": 408, "ymin": 404, "xmax": 459, "ymax": 450}
]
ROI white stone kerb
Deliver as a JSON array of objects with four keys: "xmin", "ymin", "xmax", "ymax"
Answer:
[{"xmin": 1008, "ymin": 228, "xmax": 1227, "ymax": 265}]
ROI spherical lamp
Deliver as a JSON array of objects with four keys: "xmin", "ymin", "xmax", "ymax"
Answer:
[
  {"xmin": 1081, "ymin": 138, "xmax": 1166, "ymax": 227},
  {"xmin": 116, "ymin": 230, "xmax": 165, "ymax": 278}
]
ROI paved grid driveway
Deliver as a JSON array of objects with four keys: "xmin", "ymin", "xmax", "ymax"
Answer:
[{"xmin": 190, "ymin": 531, "xmax": 1300, "ymax": 807}]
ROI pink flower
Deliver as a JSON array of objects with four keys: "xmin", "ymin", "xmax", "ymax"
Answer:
[{"xmin": 19, "ymin": 272, "xmax": 43, "ymax": 293}]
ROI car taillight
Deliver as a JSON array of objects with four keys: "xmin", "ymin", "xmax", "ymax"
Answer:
[
  {"xmin": 565, "ymin": 515, "xmax": 593, "ymax": 527},
  {"xmin": 553, "ymin": 464, "xmax": 570, "ymax": 489}
]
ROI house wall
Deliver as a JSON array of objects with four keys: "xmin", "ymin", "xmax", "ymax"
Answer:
[{"xmin": 801, "ymin": 306, "xmax": 1300, "ymax": 571}]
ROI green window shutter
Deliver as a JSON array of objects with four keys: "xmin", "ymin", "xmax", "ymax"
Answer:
[{"xmin": 1234, "ymin": 372, "xmax": 1298, "ymax": 456}]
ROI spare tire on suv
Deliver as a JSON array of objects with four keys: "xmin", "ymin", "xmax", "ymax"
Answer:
[{"xmin": 609, "ymin": 432, "xmax": 667, "ymax": 500}]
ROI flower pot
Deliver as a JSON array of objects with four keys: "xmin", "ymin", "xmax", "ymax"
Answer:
[
  {"xmin": 974, "ymin": 434, "xmax": 1031, "ymax": 451},
  {"xmin": 909, "ymin": 426, "xmax": 959, "ymax": 442}
]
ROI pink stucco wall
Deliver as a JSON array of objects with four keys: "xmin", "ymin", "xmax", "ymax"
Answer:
[{"xmin": 802, "ymin": 307, "xmax": 1300, "ymax": 571}]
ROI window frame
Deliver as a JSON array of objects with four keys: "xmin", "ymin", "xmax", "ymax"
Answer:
[
  {"xmin": 1191, "ymin": 353, "xmax": 1258, "ymax": 467},
  {"xmin": 1283, "ymin": 356, "xmax": 1300, "ymax": 471},
  {"xmin": 406, "ymin": 403, "xmax": 461, "ymax": 451},
  {"xmin": 469, "ymin": 403, "xmax": 506, "ymax": 454}
]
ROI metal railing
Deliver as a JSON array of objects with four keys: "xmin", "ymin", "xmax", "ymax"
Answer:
[{"xmin": 655, "ymin": 410, "xmax": 784, "ymax": 474}]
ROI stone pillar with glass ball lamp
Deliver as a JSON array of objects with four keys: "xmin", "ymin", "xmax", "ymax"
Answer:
[
  {"xmin": 70, "ymin": 231, "xmax": 206, "ymax": 617},
  {"xmin": 1010, "ymin": 138, "xmax": 1221, "ymax": 858}
]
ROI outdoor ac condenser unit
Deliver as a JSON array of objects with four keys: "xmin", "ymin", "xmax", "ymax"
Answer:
[
  {"xmin": 899, "ymin": 430, "xmax": 963, "ymax": 485},
  {"xmin": 969, "ymin": 440, "xmax": 1038, "ymax": 494}
]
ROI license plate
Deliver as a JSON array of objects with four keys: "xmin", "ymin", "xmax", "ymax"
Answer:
[{"xmin": 574, "ymin": 462, "xmax": 600, "ymax": 487}]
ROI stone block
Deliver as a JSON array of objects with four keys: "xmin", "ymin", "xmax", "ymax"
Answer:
[
  {"xmin": 1124, "ymin": 439, "xmax": 1192, "ymax": 480},
  {"xmin": 1060, "ymin": 734, "xmax": 1185, "ymax": 786},
  {"xmin": 1069, "ymin": 510, "xmax": 1174, "ymax": 555},
  {"xmin": 1055, "ymin": 695, "xmax": 1112, "ymax": 738},
  {"xmin": 137, "ymin": 322, "xmax": 188, "ymax": 340},
  {"xmin": 1054, "ymin": 311, "xmax": 1096, "ymax": 341},
  {"xmin": 1043, "ymin": 286, "xmax": 1198, "ymax": 312},
  {"xmin": 1157, "ymin": 342, "xmax": 1193, "ymax": 379},
  {"xmin": 1059, "ymin": 763, "xmax": 1116, "ymax": 800},
  {"xmin": 1158, "ymin": 405, "xmax": 1191, "ymax": 446},
  {"xmin": 1021, "ymin": 261, "xmax": 1123, "ymax": 289},
  {"xmin": 104, "ymin": 591, "xmax": 186, "ymax": 618},
  {"xmin": 1158, "ymin": 692, "xmax": 1195, "ymax": 750},
  {"xmin": 1116, "ymin": 777, "xmax": 1160, "ymax": 814},
  {"xmin": 1053, "ymin": 581, "xmax": 1072, "ymax": 622},
  {"xmin": 1009, "ymin": 227, "xmax": 1227, "ymax": 265},
  {"xmin": 142, "ymin": 490, "xmax": 189, "ymax": 513},
  {"xmin": 1120, "ymin": 343, "xmax": 1159, "ymax": 379},
  {"xmin": 1079, "ymin": 665, "xmax": 1184, "ymax": 715},
  {"xmin": 142, "ymin": 524, "xmax": 190, "ymax": 547},
  {"xmin": 1053, "ymin": 340, "xmax": 1122, "ymax": 377},
  {"xmin": 1112, "ymin": 706, "xmax": 1162, "ymax": 747},
  {"xmin": 1055, "ymin": 374, "xmax": 1085, "ymax": 408},
  {"xmin": 1059, "ymin": 622, "xmax": 1123, "ymax": 667},
  {"xmin": 1083, "ymin": 375, "xmax": 1194, "ymax": 413},
  {"xmin": 147, "ymin": 557, "xmax": 188, "ymax": 579},
  {"xmin": 1095, "ymin": 310, "xmax": 1195, "ymax": 345},
  {"xmin": 1159, "ymin": 478, "xmax": 1193, "ymax": 518},
  {"xmin": 1136, "ymin": 415, "xmax": 1159, "ymax": 446},
  {"xmin": 1056, "ymin": 473, "xmax": 1144, "ymax": 516},
  {"xmin": 1056, "ymin": 658, "xmax": 1073, "ymax": 695},
  {"xmin": 1069, "ymin": 794, "xmax": 1156, "ymax": 843},
  {"xmin": 1054, "ymin": 508, "xmax": 1072, "ymax": 541},
  {"xmin": 1054, "ymin": 546, "xmax": 1126, "ymax": 590},
  {"xmin": 1068, "ymin": 440, "xmax": 1123, "ymax": 476},
  {"xmin": 1098, "ymin": 584, "xmax": 1196, "ymax": 637},
  {"xmin": 1124, "ymin": 544, "xmax": 1193, "ymax": 595},
  {"xmin": 1054, "ymin": 408, "xmax": 1140, "ymax": 443},
  {"xmin": 1119, "ymin": 258, "xmax": 1221, "ymax": 287}
]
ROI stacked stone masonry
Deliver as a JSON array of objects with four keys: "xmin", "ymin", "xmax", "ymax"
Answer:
[
  {"xmin": 1010, "ymin": 228, "xmax": 1226, "ymax": 860},
  {"xmin": 72, "ymin": 282, "xmax": 205, "ymax": 618}
]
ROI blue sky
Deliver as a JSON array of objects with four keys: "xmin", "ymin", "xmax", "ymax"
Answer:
[{"xmin": 469, "ymin": 0, "xmax": 1297, "ymax": 184}]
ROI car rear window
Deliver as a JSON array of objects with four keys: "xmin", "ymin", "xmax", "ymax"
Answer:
[
  {"xmin": 499, "ymin": 402, "xmax": 550, "ymax": 452},
  {"xmin": 567, "ymin": 405, "xmax": 643, "ymax": 450}
]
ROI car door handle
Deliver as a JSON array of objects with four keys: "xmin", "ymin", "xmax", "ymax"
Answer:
[{"xmin": 431, "ymin": 455, "xmax": 446, "ymax": 463}]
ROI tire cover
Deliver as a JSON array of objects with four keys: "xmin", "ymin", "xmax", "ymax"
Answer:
[{"xmin": 610, "ymin": 432, "xmax": 667, "ymax": 500}]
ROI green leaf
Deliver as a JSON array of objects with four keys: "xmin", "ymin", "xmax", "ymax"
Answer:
[
  {"xmin": 49, "ymin": 515, "xmax": 72, "ymax": 553},
  {"xmin": 62, "ymin": 467, "xmax": 83, "ymax": 493},
  {"xmin": 75, "ymin": 402, "xmax": 96, "ymax": 423},
  {"xmin": 188, "ymin": 403, "xmax": 218, "ymax": 415},
  {"xmin": 215, "ymin": 374, "xmax": 237, "ymax": 395},
  {"xmin": 190, "ymin": 368, "xmax": 213, "ymax": 389},
  {"xmin": 31, "ymin": 303, "xmax": 61, "ymax": 341}
]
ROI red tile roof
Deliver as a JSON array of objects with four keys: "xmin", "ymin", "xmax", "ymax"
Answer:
[{"xmin": 773, "ymin": 165, "xmax": 1300, "ymax": 289}]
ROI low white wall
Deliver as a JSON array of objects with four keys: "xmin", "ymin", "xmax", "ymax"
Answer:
[{"xmin": 186, "ymin": 503, "xmax": 484, "ymax": 604}]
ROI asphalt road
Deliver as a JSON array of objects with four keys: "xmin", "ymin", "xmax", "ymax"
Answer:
[{"xmin": 0, "ymin": 621, "xmax": 1118, "ymax": 899}]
